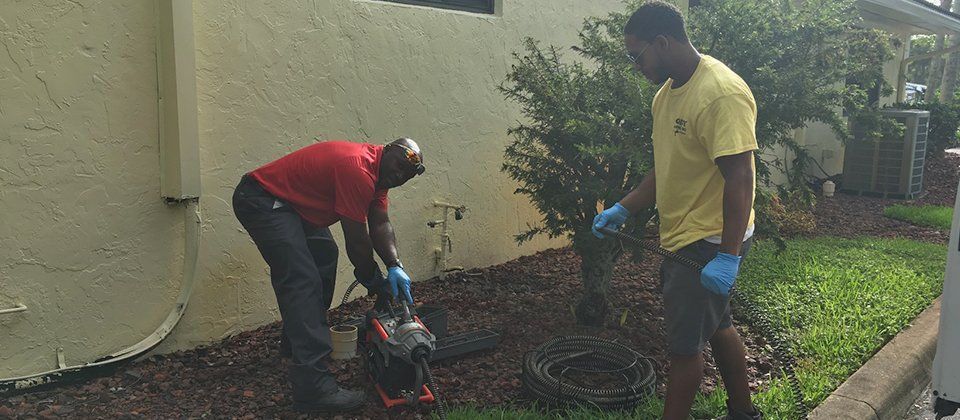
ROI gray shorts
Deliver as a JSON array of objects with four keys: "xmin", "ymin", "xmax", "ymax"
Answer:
[{"xmin": 660, "ymin": 238, "xmax": 753, "ymax": 356}]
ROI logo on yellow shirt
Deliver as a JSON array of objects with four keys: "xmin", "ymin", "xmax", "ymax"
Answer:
[{"xmin": 674, "ymin": 118, "xmax": 688, "ymax": 136}]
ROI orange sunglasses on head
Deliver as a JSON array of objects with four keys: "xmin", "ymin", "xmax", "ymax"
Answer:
[{"xmin": 393, "ymin": 143, "xmax": 425, "ymax": 175}]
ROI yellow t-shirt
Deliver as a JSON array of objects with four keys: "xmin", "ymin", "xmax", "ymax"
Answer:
[{"xmin": 651, "ymin": 55, "xmax": 758, "ymax": 252}]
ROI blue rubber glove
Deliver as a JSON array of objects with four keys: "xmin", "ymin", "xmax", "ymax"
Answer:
[
  {"xmin": 700, "ymin": 252, "xmax": 742, "ymax": 296},
  {"xmin": 386, "ymin": 266, "xmax": 414, "ymax": 304},
  {"xmin": 592, "ymin": 203, "xmax": 631, "ymax": 238}
]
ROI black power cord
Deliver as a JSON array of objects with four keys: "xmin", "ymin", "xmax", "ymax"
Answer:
[{"xmin": 598, "ymin": 227, "xmax": 806, "ymax": 418}]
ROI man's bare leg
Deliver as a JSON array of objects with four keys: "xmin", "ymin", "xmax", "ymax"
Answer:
[
  {"xmin": 710, "ymin": 325, "xmax": 754, "ymax": 413},
  {"xmin": 663, "ymin": 352, "xmax": 704, "ymax": 420}
]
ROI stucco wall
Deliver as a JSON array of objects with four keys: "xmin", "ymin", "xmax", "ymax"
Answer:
[
  {"xmin": 0, "ymin": 0, "xmax": 627, "ymax": 378},
  {"xmin": 171, "ymin": 0, "xmax": 627, "ymax": 352},
  {"xmin": 0, "ymin": 1, "xmax": 181, "ymax": 377}
]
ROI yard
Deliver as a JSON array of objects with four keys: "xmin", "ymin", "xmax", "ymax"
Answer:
[{"xmin": 0, "ymin": 155, "xmax": 954, "ymax": 419}]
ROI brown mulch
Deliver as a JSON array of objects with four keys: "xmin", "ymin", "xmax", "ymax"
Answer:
[
  {"xmin": 0, "ymin": 250, "xmax": 778, "ymax": 419},
  {"xmin": 811, "ymin": 153, "xmax": 959, "ymax": 243},
  {"xmin": 1, "ymin": 155, "xmax": 956, "ymax": 419}
]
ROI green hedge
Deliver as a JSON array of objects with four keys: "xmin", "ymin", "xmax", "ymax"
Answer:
[{"xmin": 895, "ymin": 101, "xmax": 960, "ymax": 158}]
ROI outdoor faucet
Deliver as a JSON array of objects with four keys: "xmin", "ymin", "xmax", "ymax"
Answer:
[{"xmin": 430, "ymin": 200, "xmax": 467, "ymax": 280}]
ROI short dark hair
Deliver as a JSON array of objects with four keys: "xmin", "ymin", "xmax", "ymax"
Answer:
[{"xmin": 623, "ymin": 1, "xmax": 688, "ymax": 43}]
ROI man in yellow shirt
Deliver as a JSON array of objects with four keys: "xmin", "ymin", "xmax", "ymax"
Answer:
[{"xmin": 592, "ymin": 2, "xmax": 761, "ymax": 419}]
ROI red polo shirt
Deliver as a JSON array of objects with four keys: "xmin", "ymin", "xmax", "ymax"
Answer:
[{"xmin": 250, "ymin": 141, "xmax": 389, "ymax": 227}]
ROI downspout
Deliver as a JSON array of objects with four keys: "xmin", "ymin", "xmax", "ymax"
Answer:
[{"xmin": 898, "ymin": 41, "xmax": 960, "ymax": 102}]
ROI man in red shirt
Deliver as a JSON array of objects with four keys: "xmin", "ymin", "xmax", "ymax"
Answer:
[{"xmin": 232, "ymin": 138, "xmax": 425, "ymax": 413}]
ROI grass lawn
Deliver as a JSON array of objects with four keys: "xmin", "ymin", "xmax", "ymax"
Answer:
[
  {"xmin": 448, "ymin": 237, "xmax": 946, "ymax": 419},
  {"xmin": 883, "ymin": 204, "xmax": 953, "ymax": 230}
]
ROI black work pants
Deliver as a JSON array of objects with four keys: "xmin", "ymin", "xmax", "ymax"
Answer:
[{"xmin": 232, "ymin": 175, "xmax": 339, "ymax": 401}]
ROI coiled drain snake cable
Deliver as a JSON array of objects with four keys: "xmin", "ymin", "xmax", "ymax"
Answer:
[
  {"xmin": 522, "ymin": 335, "xmax": 659, "ymax": 411},
  {"xmin": 598, "ymin": 227, "xmax": 806, "ymax": 417},
  {"xmin": 340, "ymin": 230, "xmax": 804, "ymax": 417}
]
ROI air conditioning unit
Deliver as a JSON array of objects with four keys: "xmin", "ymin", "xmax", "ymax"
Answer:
[{"xmin": 841, "ymin": 109, "xmax": 930, "ymax": 199}]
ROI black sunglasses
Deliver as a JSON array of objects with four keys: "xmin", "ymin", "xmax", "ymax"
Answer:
[{"xmin": 626, "ymin": 43, "xmax": 652, "ymax": 64}]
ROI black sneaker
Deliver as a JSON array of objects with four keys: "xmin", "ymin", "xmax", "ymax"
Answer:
[
  {"xmin": 711, "ymin": 400, "xmax": 763, "ymax": 420},
  {"xmin": 292, "ymin": 387, "xmax": 366, "ymax": 413}
]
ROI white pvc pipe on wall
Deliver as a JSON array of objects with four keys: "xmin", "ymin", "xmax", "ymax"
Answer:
[{"xmin": 0, "ymin": 304, "xmax": 27, "ymax": 316}]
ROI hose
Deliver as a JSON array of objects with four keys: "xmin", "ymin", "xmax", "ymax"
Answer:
[
  {"xmin": 521, "ymin": 335, "xmax": 658, "ymax": 411},
  {"xmin": 598, "ymin": 227, "xmax": 806, "ymax": 418},
  {"xmin": 420, "ymin": 357, "xmax": 447, "ymax": 420}
]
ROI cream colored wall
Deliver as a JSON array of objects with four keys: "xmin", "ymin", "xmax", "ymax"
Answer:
[
  {"xmin": 0, "ymin": 2, "xmax": 181, "ymax": 377},
  {"xmin": 0, "ymin": 0, "xmax": 628, "ymax": 378},
  {"xmin": 170, "ymin": 0, "xmax": 626, "ymax": 352}
]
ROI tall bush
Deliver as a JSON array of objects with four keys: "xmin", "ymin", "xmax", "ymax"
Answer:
[
  {"xmin": 894, "ymin": 101, "xmax": 960, "ymax": 158},
  {"xmin": 502, "ymin": 0, "xmax": 896, "ymax": 325}
]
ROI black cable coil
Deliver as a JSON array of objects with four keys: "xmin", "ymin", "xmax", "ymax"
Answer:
[
  {"xmin": 599, "ymin": 227, "xmax": 806, "ymax": 418},
  {"xmin": 522, "ymin": 335, "xmax": 658, "ymax": 411}
]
